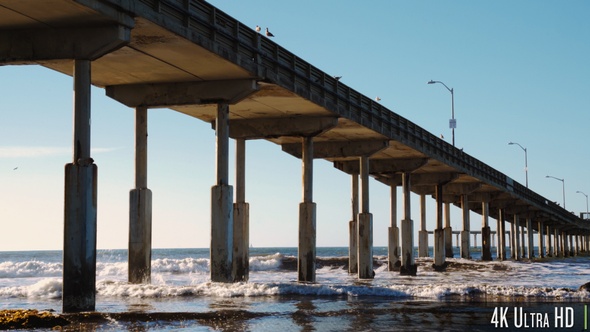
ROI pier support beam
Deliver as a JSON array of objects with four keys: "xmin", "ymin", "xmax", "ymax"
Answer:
[
  {"xmin": 418, "ymin": 194, "xmax": 429, "ymax": 257},
  {"xmin": 63, "ymin": 60, "xmax": 97, "ymax": 313},
  {"xmin": 513, "ymin": 215, "xmax": 521, "ymax": 260},
  {"xmin": 526, "ymin": 218, "xmax": 534, "ymax": 259},
  {"xmin": 481, "ymin": 199, "xmax": 492, "ymax": 261},
  {"xmin": 299, "ymin": 137, "xmax": 317, "ymax": 282},
  {"xmin": 497, "ymin": 209, "xmax": 506, "ymax": 260},
  {"xmin": 554, "ymin": 228, "xmax": 560, "ymax": 257},
  {"xmin": 348, "ymin": 174, "xmax": 359, "ymax": 274},
  {"xmin": 433, "ymin": 185, "xmax": 446, "ymax": 270},
  {"xmin": 232, "ymin": 139, "xmax": 249, "ymax": 281},
  {"xmin": 460, "ymin": 194, "xmax": 470, "ymax": 259},
  {"xmin": 129, "ymin": 106, "xmax": 152, "ymax": 284},
  {"xmin": 211, "ymin": 104, "xmax": 234, "ymax": 283},
  {"xmin": 388, "ymin": 185, "xmax": 400, "ymax": 270},
  {"xmin": 400, "ymin": 172, "xmax": 417, "ymax": 275},
  {"xmin": 538, "ymin": 221, "xmax": 545, "ymax": 258},
  {"xmin": 547, "ymin": 225, "xmax": 555, "ymax": 257},
  {"xmin": 358, "ymin": 156, "xmax": 373, "ymax": 279},
  {"xmin": 444, "ymin": 203, "xmax": 453, "ymax": 258}
]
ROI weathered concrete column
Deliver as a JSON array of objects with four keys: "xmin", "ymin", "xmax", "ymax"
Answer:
[
  {"xmin": 63, "ymin": 60, "xmax": 97, "ymax": 313},
  {"xmin": 358, "ymin": 156, "xmax": 373, "ymax": 279},
  {"xmin": 433, "ymin": 185, "xmax": 446, "ymax": 270},
  {"xmin": 562, "ymin": 232, "xmax": 568, "ymax": 257},
  {"xmin": 546, "ymin": 225, "xmax": 553, "ymax": 257},
  {"xmin": 418, "ymin": 194, "xmax": 429, "ymax": 257},
  {"xmin": 575, "ymin": 235, "xmax": 580, "ymax": 256},
  {"xmin": 460, "ymin": 194, "xmax": 470, "ymax": 259},
  {"xmin": 554, "ymin": 228, "xmax": 560, "ymax": 257},
  {"xmin": 129, "ymin": 106, "xmax": 152, "ymax": 284},
  {"xmin": 299, "ymin": 136, "xmax": 316, "ymax": 282},
  {"xmin": 481, "ymin": 200, "xmax": 492, "ymax": 261},
  {"xmin": 388, "ymin": 184, "xmax": 400, "ymax": 270},
  {"xmin": 400, "ymin": 172, "xmax": 417, "ymax": 275},
  {"xmin": 444, "ymin": 203, "xmax": 453, "ymax": 258},
  {"xmin": 348, "ymin": 173, "xmax": 359, "ymax": 274},
  {"xmin": 514, "ymin": 215, "xmax": 521, "ymax": 260},
  {"xmin": 497, "ymin": 209, "xmax": 506, "ymax": 260},
  {"xmin": 526, "ymin": 218, "xmax": 534, "ymax": 259},
  {"xmin": 211, "ymin": 103, "xmax": 234, "ymax": 283},
  {"xmin": 232, "ymin": 138, "xmax": 249, "ymax": 281},
  {"xmin": 538, "ymin": 221, "xmax": 545, "ymax": 258}
]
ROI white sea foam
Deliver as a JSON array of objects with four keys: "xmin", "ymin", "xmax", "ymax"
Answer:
[
  {"xmin": 0, "ymin": 260, "xmax": 61, "ymax": 278},
  {"xmin": 249, "ymin": 253, "xmax": 283, "ymax": 271}
]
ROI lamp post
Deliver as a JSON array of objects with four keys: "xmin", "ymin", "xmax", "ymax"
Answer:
[
  {"xmin": 576, "ymin": 191, "xmax": 588, "ymax": 218},
  {"xmin": 546, "ymin": 175, "xmax": 566, "ymax": 209},
  {"xmin": 428, "ymin": 80, "xmax": 455, "ymax": 146},
  {"xmin": 508, "ymin": 142, "xmax": 528, "ymax": 188}
]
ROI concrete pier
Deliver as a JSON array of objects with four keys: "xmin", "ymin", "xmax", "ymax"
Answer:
[
  {"xmin": 400, "ymin": 172, "xmax": 416, "ymax": 275},
  {"xmin": 299, "ymin": 137, "xmax": 316, "ymax": 282},
  {"xmin": 388, "ymin": 185, "xmax": 400, "ymax": 270},
  {"xmin": 418, "ymin": 194, "xmax": 429, "ymax": 257},
  {"xmin": 433, "ymin": 185, "xmax": 446, "ymax": 270},
  {"xmin": 358, "ymin": 156, "xmax": 373, "ymax": 279},
  {"xmin": 513, "ymin": 215, "xmax": 521, "ymax": 260},
  {"xmin": 211, "ymin": 104, "xmax": 234, "ymax": 282},
  {"xmin": 460, "ymin": 194, "xmax": 470, "ymax": 259},
  {"xmin": 63, "ymin": 60, "xmax": 97, "ymax": 313},
  {"xmin": 232, "ymin": 139, "xmax": 249, "ymax": 281},
  {"xmin": 129, "ymin": 106, "xmax": 152, "ymax": 284},
  {"xmin": 497, "ymin": 209, "xmax": 506, "ymax": 260},
  {"xmin": 348, "ymin": 174, "xmax": 359, "ymax": 274},
  {"xmin": 526, "ymin": 218, "xmax": 534, "ymax": 259},
  {"xmin": 481, "ymin": 199, "xmax": 492, "ymax": 261},
  {"xmin": 538, "ymin": 221, "xmax": 545, "ymax": 258},
  {"xmin": 444, "ymin": 203, "xmax": 453, "ymax": 258},
  {"xmin": 546, "ymin": 225, "xmax": 553, "ymax": 257}
]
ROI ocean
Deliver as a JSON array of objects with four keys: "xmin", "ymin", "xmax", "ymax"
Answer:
[{"xmin": 1, "ymin": 247, "xmax": 590, "ymax": 331}]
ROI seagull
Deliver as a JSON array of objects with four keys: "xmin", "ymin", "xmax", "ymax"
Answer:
[
  {"xmin": 265, "ymin": 27, "xmax": 274, "ymax": 37},
  {"xmin": 333, "ymin": 76, "xmax": 342, "ymax": 81},
  {"xmin": 255, "ymin": 25, "xmax": 261, "ymax": 33},
  {"xmin": 13, "ymin": 167, "xmax": 18, "ymax": 170},
  {"xmin": 375, "ymin": 96, "xmax": 381, "ymax": 101},
  {"xmin": 440, "ymin": 134, "xmax": 444, "ymax": 139}
]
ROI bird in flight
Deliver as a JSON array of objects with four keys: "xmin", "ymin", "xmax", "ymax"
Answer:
[
  {"xmin": 255, "ymin": 25, "xmax": 261, "ymax": 33},
  {"xmin": 13, "ymin": 167, "xmax": 18, "ymax": 170},
  {"xmin": 265, "ymin": 27, "xmax": 274, "ymax": 37}
]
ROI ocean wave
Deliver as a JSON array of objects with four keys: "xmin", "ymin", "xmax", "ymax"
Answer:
[{"xmin": 0, "ymin": 261, "xmax": 62, "ymax": 278}]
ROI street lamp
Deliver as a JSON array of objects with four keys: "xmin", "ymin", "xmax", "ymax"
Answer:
[
  {"xmin": 428, "ymin": 80, "xmax": 455, "ymax": 146},
  {"xmin": 508, "ymin": 142, "xmax": 528, "ymax": 188},
  {"xmin": 576, "ymin": 191, "xmax": 588, "ymax": 217},
  {"xmin": 546, "ymin": 175, "xmax": 566, "ymax": 209}
]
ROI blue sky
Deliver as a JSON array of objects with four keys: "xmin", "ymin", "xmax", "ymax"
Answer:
[{"xmin": 1, "ymin": 1, "xmax": 589, "ymax": 250}]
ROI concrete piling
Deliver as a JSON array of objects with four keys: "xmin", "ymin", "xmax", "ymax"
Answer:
[
  {"xmin": 513, "ymin": 215, "xmax": 520, "ymax": 260},
  {"xmin": 358, "ymin": 156, "xmax": 373, "ymax": 279},
  {"xmin": 211, "ymin": 104, "xmax": 234, "ymax": 282},
  {"xmin": 433, "ymin": 185, "xmax": 446, "ymax": 270},
  {"xmin": 348, "ymin": 174, "xmax": 359, "ymax": 274},
  {"xmin": 444, "ymin": 203, "xmax": 453, "ymax": 258},
  {"xmin": 526, "ymin": 218, "xmax": 534, "ymax": 259},
  {"xmin": 129, "ymin": 106, "xmax": 152, "ymax": 284},
  {"xmin": 400, "ymin": 172, "xmax": 416, "ymax": 276},
  {"xmin": 388, "ymin": 184, "xmax": 400, "ymax": 270},
  {"xmin": 497, "ymin": 209, "xmax": 506, "ymax": 260},
  {"xmin": 538, "ymin": 221, "xmax": 545, "ymax": 258},
  {"xmin": 460, "ymin": 194, "xmax": 470, "ymax": 259},
  {"xmin": 481, "ymin": 200, "xmax": 492, "ymax": 261},
  {"xmin": 418, "ymin": 194, "xmax": 429, "ymax": 258},
  {"xmin": 63, "ymin": 59, "xmax": 97, "ymax": 313},
  {"xmin": 298, "ymin": 136, "xmax": 316, "ymax": 282},
  {"xmin": 232, "ymin": 139, "xmax": 249, "ymax": 281}
]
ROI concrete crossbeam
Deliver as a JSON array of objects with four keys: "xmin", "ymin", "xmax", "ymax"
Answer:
[
  {"xmin": 335, "ymin": 158, "xmax": 429, "ymax": 175},
  {"xmin": 106, "ymin": 80, "xmax": 259, "ymax": 107},
  {"xmin": 0, "ymin": 25, "xmax": 130, "ymax": 63},
  {"xmin": 229, "ymin": 116, "xmax": 338, "ymax": 140},
  {"xmin": 282, "ymin": 140, "xmax": 388, "ymax": 159}
]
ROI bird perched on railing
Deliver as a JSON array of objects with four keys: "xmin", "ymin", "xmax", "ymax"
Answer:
[
  {"xmin": 255, "ymin": 25, "xmax": 261, "ymax": 33},
  {"xmin": 265, "ymin": 27, "xmax": 274, "ymax": 37}
]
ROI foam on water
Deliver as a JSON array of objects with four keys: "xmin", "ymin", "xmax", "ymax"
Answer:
[{"xmin": 2, "ymin": 249, "xmax": 590, "ymax": 306}]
